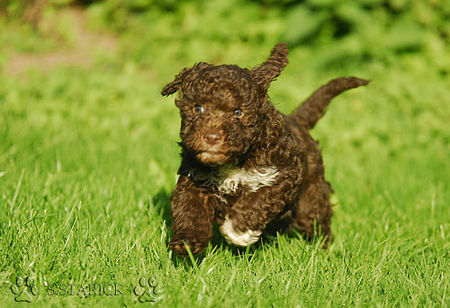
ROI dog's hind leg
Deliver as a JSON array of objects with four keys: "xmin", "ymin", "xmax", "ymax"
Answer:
[{"xmin": 290, "ymin": 178, "xmax": 334, "ymax": 248}]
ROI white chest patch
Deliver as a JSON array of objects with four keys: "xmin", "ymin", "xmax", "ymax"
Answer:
[
  {"xmin": 219, "ymin": 217, "xmax": 261, "ymax": 247},
  {"xmin": 215, "ymin": 166, "xmax": 279, "ymax": 194}
]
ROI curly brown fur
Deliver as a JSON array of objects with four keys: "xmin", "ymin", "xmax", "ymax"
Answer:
[{"xmin": 162, "ymin": 43, "xmax": 368, "ymax": 255}]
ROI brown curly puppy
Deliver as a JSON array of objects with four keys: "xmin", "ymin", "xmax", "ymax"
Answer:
[{"xmin": 162, "ymin": 43, "xmax": 368, "ymax": 255}]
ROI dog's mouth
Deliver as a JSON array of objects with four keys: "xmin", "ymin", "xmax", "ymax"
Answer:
[{"xmin": 196, "ymin": 151, "xmax": 230, "ymax": 165}]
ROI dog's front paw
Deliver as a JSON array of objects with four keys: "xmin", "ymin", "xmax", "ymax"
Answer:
[
  {"xmin": 169, "ymin": 237, "xmax": 207, "ymax": 255},
  {"xmin": 219, "ymin": 217, "xmax": 261, "ymax": 247}
]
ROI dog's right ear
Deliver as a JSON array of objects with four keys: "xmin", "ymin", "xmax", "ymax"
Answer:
[{"xmin": 161, "ymin": 62, "xmax": 210, "ymax": 96}]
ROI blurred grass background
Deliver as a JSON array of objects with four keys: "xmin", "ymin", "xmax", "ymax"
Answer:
[{"xmin": 0, "ymin": 0, "xmax": 449, "ymax": 306}]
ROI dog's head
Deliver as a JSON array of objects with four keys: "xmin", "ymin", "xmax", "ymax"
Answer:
[{"xmin": 162, "ymin": 43, "xmax": 288, "ymax": 166}]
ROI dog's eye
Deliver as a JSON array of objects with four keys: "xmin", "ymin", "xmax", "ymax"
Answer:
[
  {"xmin": 233, "ymin": 109, "xmax": 243, "ymax": 117},
  {"xmin": 194, "ymin": 105, "xmax": 204, "ymax": 114}
]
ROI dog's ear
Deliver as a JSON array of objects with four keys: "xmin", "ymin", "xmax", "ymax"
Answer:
[
  {"xmin": 251, "ymin": 43, "xmax": 288, "ymax": 91},
  {"xmin": 161, "ymin": 67, "xmax": 192, "ymax": 96},
  {"xmin": 161, "ymin": 62, "xmax": 210, "ymax": 96}
]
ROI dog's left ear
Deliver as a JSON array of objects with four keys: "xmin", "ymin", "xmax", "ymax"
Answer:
[
  {"xmin": 251, "ymin": 43, "xmax": 288, "ymax": 91},
  {"xmin": 161, "ymin": 62, "xmax": 210, "ymax": 96},
  {"xmin": 161, "ymin": 67, "xmax": 192, "ymax": 96}
]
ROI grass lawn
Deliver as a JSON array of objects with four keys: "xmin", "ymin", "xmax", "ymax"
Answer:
[{"xmin": 0, "ymin": 7, "xmax": 448, "ymax": 306}]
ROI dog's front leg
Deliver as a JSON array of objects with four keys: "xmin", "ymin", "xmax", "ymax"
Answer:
[
  {"xmin": 220, "ymin": 185, "xmax": 290, "ymax": 247},
  {"xmin": 169, "ymin": 176, "xmax": 215, "ymax": 255}
]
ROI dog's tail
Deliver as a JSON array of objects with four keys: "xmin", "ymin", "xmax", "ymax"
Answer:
[{"xmin": 290, "ymin": 77, "xmax": 369, "ymax": 130}]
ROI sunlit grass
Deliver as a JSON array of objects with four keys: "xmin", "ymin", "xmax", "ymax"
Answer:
[{"xmin": 0, "ymin": 16, "xmax": 448, "ymax": 306}]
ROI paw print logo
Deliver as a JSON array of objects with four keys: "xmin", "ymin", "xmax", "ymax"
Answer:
[
  {"xmin": 10, "ymin": 276, "xmax": 38, "ymax": 303},
  {"xmin": 133, "ymin": 277, "xmax": 160, "ymax": 303}
]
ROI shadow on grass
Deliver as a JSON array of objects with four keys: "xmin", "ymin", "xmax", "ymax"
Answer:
[{"xmin": 151, "ymin": 189, "xmax": 172, "ymax": 227}]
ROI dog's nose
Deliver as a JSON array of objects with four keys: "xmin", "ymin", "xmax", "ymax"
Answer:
[{"xmin": 204, "ymin": 131, "xmax": 222, "ymax": 145}]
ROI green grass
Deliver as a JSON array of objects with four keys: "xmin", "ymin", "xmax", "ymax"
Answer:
[{"xmin": 0, "ymin": 8, "xmax": 449, "ymax": 307}]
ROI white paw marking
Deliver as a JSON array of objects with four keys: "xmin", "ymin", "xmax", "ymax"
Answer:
[{"xmin": 219, "ymin": 217, "xmax": 261, "ymax": 246}]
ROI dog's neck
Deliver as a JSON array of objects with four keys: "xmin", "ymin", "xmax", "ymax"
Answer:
[{"xmin": 180, "ymin": 158, "xmax": 279, "ymax": 195}]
